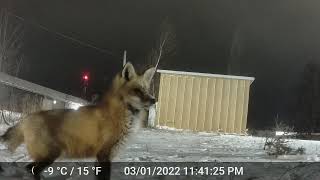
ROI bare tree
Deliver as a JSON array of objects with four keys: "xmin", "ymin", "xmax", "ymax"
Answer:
[
  {"xmin": 147, "ymin": 17, "xmax": 176, "ymax": 96},
  {"xmin": 0, "ymin": 8, "xmax": 25, "ymax": 125},
  {"xmin": 0, "ymin": 8, "xmax": 24, "ymax": 75},
  {"xmin": 148, "ymin": 17, "xmax": 176, "ymax": 74}
]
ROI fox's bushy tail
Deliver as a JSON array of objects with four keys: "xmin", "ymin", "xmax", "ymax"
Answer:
[{"xmin": 0, "ymin": 123, "xmax": 24, "ymax": 152}]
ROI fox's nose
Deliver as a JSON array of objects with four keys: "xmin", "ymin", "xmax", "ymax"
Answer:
[{"xmin": 150, "ymin": 97, "xmax": 156, "ymax": 104}]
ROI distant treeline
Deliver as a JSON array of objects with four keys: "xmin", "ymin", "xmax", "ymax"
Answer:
[{"xmin": 295, "ymin": 63, "xmax": 320, "ymax": 133}]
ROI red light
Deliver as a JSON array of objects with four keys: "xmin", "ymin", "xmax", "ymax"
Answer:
[{"xmin": 83, "ymin": 75, "xmax": 89, "ymax": 80}]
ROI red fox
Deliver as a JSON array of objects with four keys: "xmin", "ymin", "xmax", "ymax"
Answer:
[{"xmin": 0, "ymin": 62, "xmax": 156, "ymax": 180}]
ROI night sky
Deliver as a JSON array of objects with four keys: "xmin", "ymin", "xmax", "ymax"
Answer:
[{"xmin": 2, "ymin": 0, "xmax": 320, "ymax": 129}]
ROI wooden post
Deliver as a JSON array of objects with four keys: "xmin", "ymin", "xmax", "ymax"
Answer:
[{"xmin": 123, "ymin": 50, "xmax": 127, "ymax": 67}]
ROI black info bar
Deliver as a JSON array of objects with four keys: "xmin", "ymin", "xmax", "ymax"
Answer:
[{"xmin": 0, "ymin": 162, "xmax": 319, "ymax": 180}]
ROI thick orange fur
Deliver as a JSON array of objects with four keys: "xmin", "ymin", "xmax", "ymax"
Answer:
[{"xmin": 0, "ymin": 62, "xmax": 155, "ymax": 179}]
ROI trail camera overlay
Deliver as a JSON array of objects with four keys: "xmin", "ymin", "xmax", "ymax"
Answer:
[{"xmin": 1, "ymin": 0, "xmax": 320, "ymax": 180}]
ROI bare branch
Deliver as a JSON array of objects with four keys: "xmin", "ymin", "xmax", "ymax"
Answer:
[
  {"xmin": 149, "ymin": 17, "xmax": 176, "ymax": 78},
  {"xmin": 2, "ymin": 9, "xmax": 8, "ymax": 49},
  {"xmin": 8, "ymin": 25, "xmax": 23, "ymax": 50}
]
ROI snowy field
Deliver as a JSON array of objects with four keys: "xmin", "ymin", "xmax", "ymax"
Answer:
[{"xmin": 1, "ymin": 125, "xmax": 320, "ymax": 179}]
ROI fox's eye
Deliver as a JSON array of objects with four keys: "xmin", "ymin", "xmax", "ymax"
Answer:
[{"xmin": 133, "ymin": 88, "xmax": 144, "ymax": 97}]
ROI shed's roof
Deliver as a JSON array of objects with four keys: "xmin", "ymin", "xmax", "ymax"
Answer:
[
  {"xmin": 0, "ymin": 72, "xmax": 88, "ymax": 105},
  {"xmin": 157, "ymin": 69, "xmax": 255, "ymax": 81}
]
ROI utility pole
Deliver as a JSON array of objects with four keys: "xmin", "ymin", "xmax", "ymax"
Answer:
[{"xmin": 81, "ymin": 73, "xmax": 89, "ymax": 99}]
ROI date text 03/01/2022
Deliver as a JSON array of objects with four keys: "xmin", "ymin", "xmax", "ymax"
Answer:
[{"xmin": 124, "ymin": 166, "xmax": 244, "ymax": 176}]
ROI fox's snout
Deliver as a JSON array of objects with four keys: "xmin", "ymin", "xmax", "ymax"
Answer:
[
  {"xmin": 143, "ymin": 93, "xmax": 156, "ymax": 106},
  {"xmin": 149, "ymin": 96, "xmax": 156, "ymax": 105}
]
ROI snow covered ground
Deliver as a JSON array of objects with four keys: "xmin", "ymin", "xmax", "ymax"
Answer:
[
  {"xmin": 1, "ymin": 125, "xmax": 320, "ymax": 162},
  {"xmin": 1, "ymin": 125, "xmax": 320, "ymax": 179}
]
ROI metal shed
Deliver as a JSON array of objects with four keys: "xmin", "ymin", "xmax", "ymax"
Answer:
[{"xmin": 156, "ymin": 70, "xmax": 255, "ymax": 134}]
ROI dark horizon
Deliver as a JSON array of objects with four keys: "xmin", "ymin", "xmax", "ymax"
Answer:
[{"xmin": 2, "ymin": 0, "xmax": 320, "ymax": 130}]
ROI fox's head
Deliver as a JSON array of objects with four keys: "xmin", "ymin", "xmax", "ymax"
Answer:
[{"xmin": 112, "ymin": 62, "xmax": 156, "ymax": 110}]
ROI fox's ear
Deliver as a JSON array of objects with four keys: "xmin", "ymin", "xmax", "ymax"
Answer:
[
  {"xmin": 122, "ymin": 62, "xmax": 136, "ymax": 81},
  {"xmin": 143, "ymin": 67, "xmax": 156, "ymax": 84}
]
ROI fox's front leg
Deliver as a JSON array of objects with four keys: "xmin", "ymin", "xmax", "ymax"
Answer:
[{"xmin": 96, "ymin": 145, "xmax": 113, "ymax": 180}]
